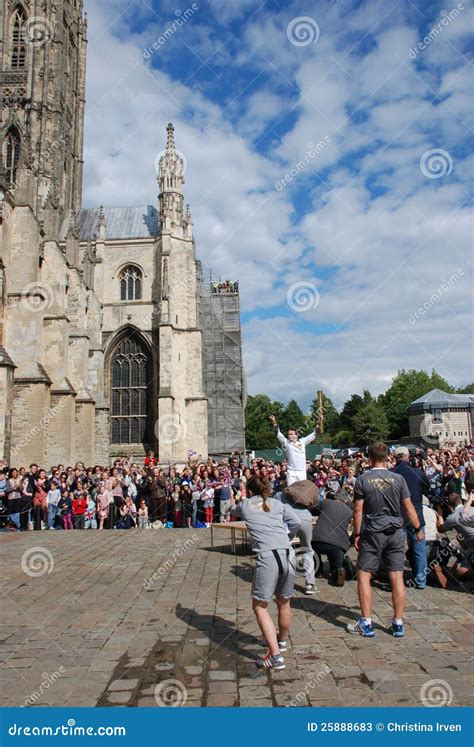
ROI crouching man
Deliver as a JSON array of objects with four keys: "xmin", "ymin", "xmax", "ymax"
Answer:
[{"xmin": 312, "ymin": 489, "xmax": 353, "ymax": 586}]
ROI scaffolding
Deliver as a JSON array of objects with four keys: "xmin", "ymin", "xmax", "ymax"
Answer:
[{"xmin": 198, "ymin": 265, "xmax": 246, "ymax": 455}]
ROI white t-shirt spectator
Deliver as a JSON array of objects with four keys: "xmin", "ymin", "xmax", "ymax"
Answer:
[{"xmin": 422, "ymin": 504, "xmax": 438, "ymax": 543}]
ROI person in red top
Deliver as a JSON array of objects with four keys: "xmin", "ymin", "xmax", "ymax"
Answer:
[
  {"xmin": 72, "ymin": 491, "xmax": 87, "ymax": 530},
  {"xmin": 32, "ymin": 477, "xmax": 47, "ymax": 531},
  {"xmin": 144, "ymin": 450, "xmax": 158, "ymax": 468}
]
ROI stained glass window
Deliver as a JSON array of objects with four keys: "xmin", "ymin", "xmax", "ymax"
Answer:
[
  {"xmin": 110, "ymin": 335, "xmax": 150, "ymax": 443},
  {"xmin": 120, "ymin": 266, "xmax": 142, "ymax": 301}
]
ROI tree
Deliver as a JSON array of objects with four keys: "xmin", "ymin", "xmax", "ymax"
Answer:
[
  {"xmin": 332, "ymin": 429, "xmax": 354, "ymax": 448},
  {"xmin": 457, "ymin": 383, "xmax": 474, "ymax": 394},
  {"xmin": 352, "ymin": 400, "xmax": 389, "ymax": 444},
  {"xmin": 339, "ymin": 390, "xmax": 372, "ymax": 431},
  {"xmin": 245, "ymin": 395, "xmax": 284, "ymax": 450},
  {"xmin": 280, "ymin": 399, "xmax": 307, "ymax": 434},
  {"xmin": 381, "ymin": 369, "xmax": 452, "ymax": 438}
]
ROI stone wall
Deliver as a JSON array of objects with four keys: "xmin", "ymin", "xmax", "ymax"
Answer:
[
  {"xmin": 11, "ymin": 382, "xmax": 51, "ymax": 466},
  {"xmin": 46, "ymin": 393, "xmax": 76, "ymax": 466},
  {"xmin": 75, "ymin": 400, "xmax": 95, "ymax": 465}
]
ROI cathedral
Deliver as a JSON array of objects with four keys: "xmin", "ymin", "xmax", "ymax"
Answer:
[{"xmin": 0, "ymin": 0, "xmax": 245, "ymax": 466}]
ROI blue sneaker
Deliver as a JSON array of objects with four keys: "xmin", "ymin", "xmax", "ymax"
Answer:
[
  {"xmin": 392, "ymin": 620, "xmax": 404, "ymax": 638},
  {"xmin": 346, "ymin": 618, "xmax": 375, "ymax": 637}
]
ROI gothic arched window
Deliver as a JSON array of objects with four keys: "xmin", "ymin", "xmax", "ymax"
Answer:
[
  {"xmin": 4, "ymin": 128, "xmax": 21, "ymax": 185},
  {"xmin": 120, "ymin": 265, "xmax": 142, "ymax": 301},
  {"xmin": 11, "ymin": 6, "xmax": 27, "ymax": 69},
  {"xmin": 110, "ymin": 333, "xmax": 150, "ymax": 444}
]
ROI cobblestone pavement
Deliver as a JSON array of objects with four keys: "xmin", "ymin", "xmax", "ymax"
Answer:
[{"xmin": 1, "ymin": 530, "xmax": 472, "ymax": 708}]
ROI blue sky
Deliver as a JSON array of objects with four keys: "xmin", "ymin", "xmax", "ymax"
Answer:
[{"xmin": 83, "ymin": 0, "xmax": 473, "ymax": 410}]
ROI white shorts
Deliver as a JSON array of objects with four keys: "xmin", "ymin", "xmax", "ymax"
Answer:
[{"xmin": 287, "ymin": 469, "xmax": 306, "ymax": 486}]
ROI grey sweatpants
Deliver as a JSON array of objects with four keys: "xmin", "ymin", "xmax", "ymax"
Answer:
[{"xmin": 297, "ymin": 517, "xmax": 315, "ymax": 584}]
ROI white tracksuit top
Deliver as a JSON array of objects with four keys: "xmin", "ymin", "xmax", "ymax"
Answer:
[{"xmin": 275, "ymin": 427, "xmax": 315, "ymax": 484}]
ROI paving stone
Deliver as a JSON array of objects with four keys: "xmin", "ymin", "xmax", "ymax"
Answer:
[
  {"xmin": 240, "ymin": 698, "xmax": 273, "ymax": 707},
  {"xmin": 137, "ymin": 697, "xmax": 159, "ymax": 706},
  {"xmin": 208, "ymin": 670, "xmax": 236, "ymax": 681},
  {"xmin": 108, "ymin": 678, "xmax": 139, "ymax": 691},
  {"xmin": 208, "ymin": 681, "xmax": 237, "ymax": 694},
  {"xmin": 1, "ymin": 530, "xmax": 472, "ymax": 708},
  {"xmin": 206, "ymin": 694, "xmax": 237, "ymax": 706},
  {"xmin": 107, "ymin": 691, "xmax": 133, "ymax": 704}
]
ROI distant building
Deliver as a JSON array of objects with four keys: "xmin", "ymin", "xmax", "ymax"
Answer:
[{"xmin": 409, "ymin": 389, "xmax": 474, "ymax": 446}]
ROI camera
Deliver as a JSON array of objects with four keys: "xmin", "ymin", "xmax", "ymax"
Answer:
[{"xmin": 428, "ymin": 537, "xmax": 465, "ymax": 567}]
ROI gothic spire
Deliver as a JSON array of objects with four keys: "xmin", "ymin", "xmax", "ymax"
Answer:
[
  {"xmin": 158, "ymin": 122, "xmax": 185, "ymax": 230},
  {"xmin": 166, "ymin": 122, "xmax": 175, "ymax": 156}
]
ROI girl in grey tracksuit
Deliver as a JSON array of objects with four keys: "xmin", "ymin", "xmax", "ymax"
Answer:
[{"xmin": 232, "ymin": 475, "xmax": 301, "ymax": 670}]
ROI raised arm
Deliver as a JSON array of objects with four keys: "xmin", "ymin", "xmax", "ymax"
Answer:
[
  {"xmin": 301, "ymin": 428, "xmax": 316, "ymax": 446},
  {"xmin": 269, "ymin": 414, "xmax": 287, "ymax": 447}
]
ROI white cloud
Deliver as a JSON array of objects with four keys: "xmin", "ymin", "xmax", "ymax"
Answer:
[{"xmin": 82, "ymin": 0, "xmax": 473, "ymax": 410}]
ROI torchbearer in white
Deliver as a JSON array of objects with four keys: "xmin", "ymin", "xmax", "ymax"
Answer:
[
  {"xmin": 269, "ymin": 413, "xmax": 318, "ymax": 595},
  {"xmin": 269, "ymin": 414, "xmax": 316, "ymax": 486}
]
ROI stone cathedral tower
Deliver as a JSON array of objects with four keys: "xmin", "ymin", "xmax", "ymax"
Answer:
[
  {"xmin": 0, "ymin": 0, "xmax": 107, "ymax": 466},
  {"xmin": 155, "ymin": 123, "xmax": 208, "ymax": 461}
]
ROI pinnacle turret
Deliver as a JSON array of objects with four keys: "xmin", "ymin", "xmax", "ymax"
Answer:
[{"xmin": 158, "ymin": 122, "xmax": 186, "ymax": 230}]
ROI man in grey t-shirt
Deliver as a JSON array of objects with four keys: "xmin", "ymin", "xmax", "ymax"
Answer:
[{"xmin": 347, "ymin": 442, "xmax": 423, "ymax": 639}]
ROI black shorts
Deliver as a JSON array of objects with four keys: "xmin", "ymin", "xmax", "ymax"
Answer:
[{"xmin": 357, "ymin": 528, "xmax": 405, "ymax": 573}]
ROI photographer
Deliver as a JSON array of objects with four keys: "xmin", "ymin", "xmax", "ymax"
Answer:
[{"xmin": 436, "ymin": 493, "xmax": 474, "ymax": 579}]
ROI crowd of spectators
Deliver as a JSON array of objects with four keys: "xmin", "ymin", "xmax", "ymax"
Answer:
[
  {"xmin": 0, "ymin": 442, "xmax": 472, "ymax": 585},
  {"xmin": 210, "ymin": 280, "xmax": 239, "ymax": 294}
]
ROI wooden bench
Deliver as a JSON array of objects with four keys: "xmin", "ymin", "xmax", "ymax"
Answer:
[{"xmin": 210, "ymin": 521, "xmax": 249, "ymax": 553}]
